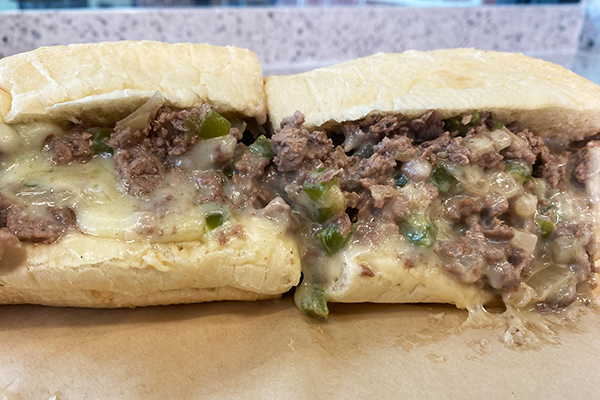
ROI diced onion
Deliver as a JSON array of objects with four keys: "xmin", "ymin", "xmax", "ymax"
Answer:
[
  {"xmin": 488, "ymin": 129, "xmax": 512, "ymax": 151},
  {"xmin": 466, "ymin": 136, "xmax": 494, "ymax": 159},
  {"xmin": 401, "ymin": 159, "xmax": 432, "ymax": 183},
  {"xmin": 525, "ymin": 266, "xmax": 572, "ymax": 302},
  {"xmin": 229, "ymin": 118, "xmax": 247, "ymax": 134},
  {"xmin": 514, "ymin": 194, "xmax": 537, "ymax": 218},
  {"xmin": 503, "ymin": 283, "xmax": 536, "ymax": 308},
  {"xmin": 551, "ymin": 237, "xmax": 579, "ymax": 264},
  {"xmin": 510, "ymin": 228, "xmax": 538, "ymax": 253},
  {"xmin": 509, "ymin": 133, "xmax": 529, "ymax": 154},
  {"xmin": 532, "ymin": 178, "xmax": 547, "ymax": 199},
  {"xmin": 117, "ymin": 92, "xmax": 164, "ymax": 131},
  {"xmin": 490, "ymin": 172, "xmax": 522, "ymax": 199},
  {"xmin": 445, "ymin": 164, "xmax": 489, "ymax": 196}
]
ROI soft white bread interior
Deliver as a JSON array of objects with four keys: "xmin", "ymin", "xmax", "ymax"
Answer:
[
  {"xmin": 265, "ymin": 49, "xmax": 600, "ymax": 140},
  {"xmin": 0, "ymin": 41, "xmax": 267, "ymax": 125},
  {"xmin": 322, "ymin": 241, "xmax": 491, "ymax": 309},
  {"xmin": 0, "ymin": 218, "xmax": 301, "ymax": 307}
]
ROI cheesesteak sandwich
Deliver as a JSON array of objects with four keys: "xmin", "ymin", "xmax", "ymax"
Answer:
[
  {"xmin": 0, "ymin": 41, "xmax": 301, "ymax": 307},
  {"xmin": 1, "ymin": 42, "xmax": 599, "ymax": 340},
  {"xmin": 264, "ymin": 49, "xmax": 600, "ymax": 336}
]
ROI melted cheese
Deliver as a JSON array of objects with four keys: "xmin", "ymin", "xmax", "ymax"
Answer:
[{"xmin": 0, "ymin": 123, "xmax": 237, "ymax": 243}]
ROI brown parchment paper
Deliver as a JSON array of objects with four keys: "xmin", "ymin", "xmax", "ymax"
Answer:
[{"xmin": 0, "ymin": 295, "xmax": 598, "ymax": 399}]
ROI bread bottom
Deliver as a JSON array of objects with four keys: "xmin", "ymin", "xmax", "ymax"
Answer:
[
  {"xmin": 0, "ymin": 286, "xmax": 277, "ymax": 308},
  {"xmin": 0, "ymin": 226, "xmax": 301, "ymax": 308}
]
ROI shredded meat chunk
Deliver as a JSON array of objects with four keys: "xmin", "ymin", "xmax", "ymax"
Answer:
[
  {"xmin": 6, "ymin": 206, "xmax": 74, "ymax": 243},
  {"xmin": 47, "ymin": 129, "xmax": 95, "ymax": 165},
  {"xmin": 410, "ymin": 110, "xmax": 445, "ymax": 143}
]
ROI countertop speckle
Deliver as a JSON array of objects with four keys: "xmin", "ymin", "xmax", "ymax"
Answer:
[{"xmin": 0, "ymin": 6, "xmax": 585, "ymax": 75}]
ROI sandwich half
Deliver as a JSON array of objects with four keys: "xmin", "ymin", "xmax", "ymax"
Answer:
[
  {"xmin": 264, "ymin": 49, "xmax": 600, "ymax": 325},
  {"xmin": 0, "ymin": 41, "xmax": 301, "ymax": 307}
]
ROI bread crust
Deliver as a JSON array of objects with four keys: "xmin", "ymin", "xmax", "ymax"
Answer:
[
  {"xmin": 0, "ymin": 41, "xmax": 267, "ymax": 125},
  {"xmin": 265, "ymin": 49, "xmax": 600, "ymax": 140}
]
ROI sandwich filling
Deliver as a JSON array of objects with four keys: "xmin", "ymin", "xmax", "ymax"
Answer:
[
  {"xmin": 269, "ymin": 110, "xmax": 598, "ymax": 318},
  {"xmin": 0, "ymin": 94, "xmax": 291, "ymax": 265},
  {"xmin": 0, "ymin": 95, "xmax": 597, "ymax": 316}
]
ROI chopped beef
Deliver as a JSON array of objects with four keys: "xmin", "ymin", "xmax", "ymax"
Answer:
[
  {"xmin": 109, "ymin": 126, "xmax": 147, "ymax": 149},
  {"xmin": 7, "ymin": 103, "xmax": 598, "ymax": 315},
  {"xmin": 445, "ymin": 196, "xmax": 485, "ymax": 222},
  {"xmin": 373, "ymin": 135, "xmax": 416, "ymax": 161},
  {"xmin": 367, "ymin": 115, "xmax": 408, "ymax": 140},
  {"xmin": 65, "ymin": 129, "xmax": 95, "ymax": 162},
  {"xmin": 422, "ymin": 132, "xmax": 470, "ymax": 166},
  {"xmin": 46, "ymin": 129, "xmax": 94, "ymax": 165},
  {"xmin": 480, "ymin": 218, "xmax": 514, "ymax": 240},
  {"xmin": 47, "ymin": 135, "xmax": 73, "ymax": 165},
  {"xmin": 0, "ymin": 193, "xmax": 11, "ymax": 227},
  {"xmin": 518, "ymin": 129, "xmax": 546, "ymax": 158},
  {"xmin": 230, "ymin": 150, "xmax": 273, "ymax": 209},
  {"xmin": 271, "ymin": 111, "xmax": 310, "ymax": 172},
  {"xmin": 378, "ymin": 190, "xmax": 411, "ymax": 223},
  {"xmin": 538, "ymin": 152, "xmax": 568, "ymax": 189},
  {"xmin": 235, "ymin": 151, "xmax": 270, "ymax": 178},
  {"xmin": 474, "ymin": 151, "xmax": 504, "ymax": 172},
  {"xmin": 271, "ymin": 111, "xmax": 333, "ymax": 175},
  {"xmin": 438, "ymin": 193, "xmax": 520, "ymax": 290},
  {"xmin": 410, "ymin": 110, "xmax": 445, "ymax": 143},
  {"xmin": 501, "ymin": 129, "xmax": 540, "ymax": 165},
  {"xmin": 149, "ymin": 107, "xmax": 205, "ymax": 158},
  {"xmin": 357, "ymin": 153, "xmax": 397, "ymax": 183},
  {"xmin": 436, "ymin": 224, "xmax": 520, "ymax": 290},
  {"xmin": 332, "ymin": 212, "xmax": 352, "ymax": 237},
  {"xmin": 114, "ymin": 147, "xmax": 164, "ymax": 196},
  {"xmin": 195, "ymin": 171, "xmax": 226, "ymax": 204},
  {"xmin": 306, "ymin": 130, "xmax": 334, "ymax": 161},
  {"xmin": 6, "ymin": 206, "xmax": 74, "ymax": 243},
  {"xmin": 572, "ymin": 147, "xmax": 590, "ymax": 184},
  {"xmin": 511, "ymin": 251, "xmax": 536, "ymax": 279},
  {"xmin": 369, "ymin": 185, "xmax": 397, "ymax": 209},
  {"xmin": 109, "ymin": 106, "xmax": 212, "ymax": 196}
]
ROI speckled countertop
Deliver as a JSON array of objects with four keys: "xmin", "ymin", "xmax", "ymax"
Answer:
[
  {"xmin": 0, "ymin": 5, "xmax": 587, "ymax": 76},
  {"xmin": 574, "ymin": 0, "xmax": 600, "ymax": 83}
]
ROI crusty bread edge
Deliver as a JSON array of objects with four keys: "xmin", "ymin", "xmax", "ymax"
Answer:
[
  {"xmin": 265, "ymin": 49, "xmax": 600, "ymax": 140},
  {"xmin": 0, "ymin": 41, "xmax": 268, "ymax": 125}
]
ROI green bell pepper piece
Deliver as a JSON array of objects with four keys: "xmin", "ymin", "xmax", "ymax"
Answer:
[
  {"xmin": 199, "ymin": 110, "xmax": 231, "ymax": 140},
  {"xmin": 402, "ymin": 213, "xmax": 437, "ymax": 247},
  {"xmin": 248, "ymin": 135, "xmax": 273, "ymax": 159},
  {"xmin": 428, "ymin": 163, "xmax": 457, "ymax": 194},
  {"xmin": 205, "ymin": 211, "xmax": 225, "ymax": 231}
]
